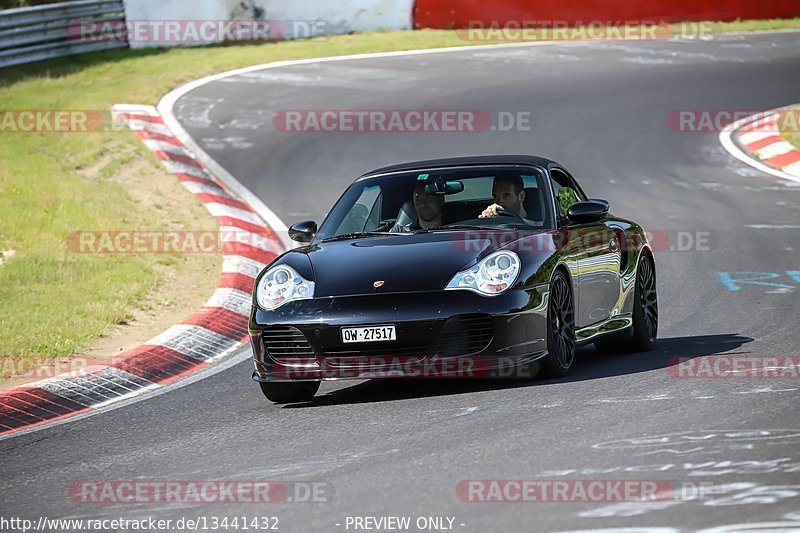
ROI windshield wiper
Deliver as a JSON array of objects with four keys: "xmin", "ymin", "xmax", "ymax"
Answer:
[{"xmin": 321, "ymin": 231, "xmax": 400, "ymax": 243}]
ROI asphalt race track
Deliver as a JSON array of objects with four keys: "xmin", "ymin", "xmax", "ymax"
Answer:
[{"xmin": 3, "ymin": 32, "xmax": 800, "ymax": 532}]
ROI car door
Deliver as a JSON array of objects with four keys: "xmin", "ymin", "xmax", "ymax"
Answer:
[{"xmin": 550, "ymin": 167, "xmax": 620, "ymax": 329}]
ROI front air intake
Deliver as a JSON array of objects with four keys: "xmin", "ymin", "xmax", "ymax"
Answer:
[
  {"xmin": 436, "ymin": 315, "xmax": 494, "ymax": 357},
  {"xmin": 262, "ymin": 326, "xmax": 315, "ymax": 364}
]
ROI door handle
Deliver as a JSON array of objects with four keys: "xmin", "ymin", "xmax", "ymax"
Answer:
[{"xmin": 609, "ymin": 237, "xmax": 619, "ymax": 252}]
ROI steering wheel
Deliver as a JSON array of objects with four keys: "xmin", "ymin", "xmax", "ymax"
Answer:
[
  {"xmin": 495, "ymin": 208, "xmax": 523, "ymax": 220},
  {"xmin": 373, "ymin": 219, "xmax": 397, "ymax": 231}
]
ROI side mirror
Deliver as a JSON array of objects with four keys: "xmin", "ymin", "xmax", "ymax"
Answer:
[
  {"xmin": 567, "ymin": 199, "xmax": 609, "ymax": 224},
  {"xmin": 288, "ymin": 220, "xmax": 317, "ymax": 243}
]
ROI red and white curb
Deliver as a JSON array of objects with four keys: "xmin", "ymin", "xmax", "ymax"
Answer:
[
  {"xmin": 720, "ymin": 105, "xmax": 800, "ymax": 184},
  {"xmin": 0, "ymin": 104, "xmax": 282, "ymax": 437}
]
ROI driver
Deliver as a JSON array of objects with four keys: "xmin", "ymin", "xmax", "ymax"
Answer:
[
  {"xmin": 479, "ymin": 174, "xmax": 527, "ymax": 219},
  {"xmin": 390, "ymin": 181, "xmax": 444, "ymax": 233}
]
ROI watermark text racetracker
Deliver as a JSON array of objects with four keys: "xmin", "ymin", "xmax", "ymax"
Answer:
[
  {"xmin": 273, "ymin": 110, "xmax": 533, "ymax": 133},
  {"xmin": 269, "ymin": 356, "xmax": 538, "ymax": 380},
  {"xmin": 72, "ymin": 19, "xmax": 334, "ymax": 44},
  {"xmin": 70, "ymin": 480, "xmax": 329, "ymax": 504},
  {"xmin": 68, "ymin": 230, "xmax": 281, "ymax": 254},
  {"xmin": 667, "ymin": 109, "xmax": 800, "ymax": 132},
  {"xmin": 458, "ymin": 20, "xmax": 715, "ymax": 42},
  {"xmin": 0, "ymin": 111, "xmax": 128, "ymax": 133},
  {"xmin": 668, "ymin": 355, "xmax": 800, "ymax": 379},
  {"xmin": 1, "ymin": 355, "xmax": 106, "ymax": 380},
  {"xmin": 452, "ymin": 229, "xmax": 713, "ymax": 254},
  {"xmin": 456, "ymin": 480, "xmax": 721, "ymax": 502}
]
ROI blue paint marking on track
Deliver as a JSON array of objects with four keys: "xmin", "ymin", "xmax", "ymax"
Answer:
[{"xmin": 717, "ymin": 271, "xmax": 798, "ymax": 292}]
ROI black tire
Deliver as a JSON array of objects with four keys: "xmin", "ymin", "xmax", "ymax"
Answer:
[
  {"xmin": 628, "ymin": 253, "xmax": 658, "ymax": 351},
  {"xmin": 259, "ymin": 381, "xmax": 320, "ymax": 403},
  {"xmin": 541, "ymin": 270, "xmax": 576, "ymax": 378},
  {"xmin": 594, "ymin": 253, "xmax": 658, "ymax": 354}
]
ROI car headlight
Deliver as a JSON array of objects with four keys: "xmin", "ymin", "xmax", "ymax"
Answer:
[
  {"xmin": 256, "ymin": 264, "xmax": 315, "ymax": 310},
  {"xmin": 445, "ymin": 250, "xmax": 521, "ymax": 296}
]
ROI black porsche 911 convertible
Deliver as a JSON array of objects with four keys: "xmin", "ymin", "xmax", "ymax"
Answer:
[{"xmin": 248, "ymin": 156, "xmax": 657, "ymax": 403}]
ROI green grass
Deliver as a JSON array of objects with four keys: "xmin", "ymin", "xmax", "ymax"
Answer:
[
  {"xmin": 1, "ymin": 22, "xmax": 799, "ymax": 373},
  {"xmin": 1, "ymin": 0, "xmax": 65, "ymax": 8},
  {"xmin": 0, "ymin": 122, "xmax": 160, "ymax": 358},
  {"xmin": 778, "ymin": 110, "xmax": 800, "ymax": 150},
  {"xmin": 697, "ymin": 17, "xmax": 800, "ymax": 33}
]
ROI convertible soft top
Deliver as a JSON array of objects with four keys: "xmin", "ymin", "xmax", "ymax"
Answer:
[{"xmin": 358, "ymin": 155, "xmax": 562, "ymax": 180}]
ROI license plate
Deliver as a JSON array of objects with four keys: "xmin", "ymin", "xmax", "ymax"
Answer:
[{"xmin": 341, "ymin": 325, "xmax": 396, "ymax": 343}]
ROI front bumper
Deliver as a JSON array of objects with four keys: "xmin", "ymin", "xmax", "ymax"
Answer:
[{"xmin": 249, "ymin": 287, "xmax": 549, "ymax": 381}]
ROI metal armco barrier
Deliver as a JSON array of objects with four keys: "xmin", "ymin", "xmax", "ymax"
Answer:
[{"xmin": 0, "ymin": 0, "xmax": 127, "ymax": 69}]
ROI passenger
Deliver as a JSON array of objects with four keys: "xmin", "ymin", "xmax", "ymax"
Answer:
[{"xmin": 390, "ymin": 182, "xmax": 444, "ymax": 232}]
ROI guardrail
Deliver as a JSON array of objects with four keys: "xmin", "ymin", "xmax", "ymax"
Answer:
[{"xmin": 0, "ymin": 0, "xmax": 127, "ymax": 69}]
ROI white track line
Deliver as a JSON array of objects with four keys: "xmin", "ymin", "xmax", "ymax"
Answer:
[{"xmin": 783, "ymin": 160, "xmax": 800, "ymax": 178}]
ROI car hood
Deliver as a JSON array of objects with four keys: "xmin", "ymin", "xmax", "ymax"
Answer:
[{"xmin": 301, "ymin": 230, "xmax": 546, "ymax": 297}]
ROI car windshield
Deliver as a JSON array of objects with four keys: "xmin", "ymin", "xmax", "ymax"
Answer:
[{"xmin": 315, "ymin": 166, "xmax": 553, "ymax": 242}]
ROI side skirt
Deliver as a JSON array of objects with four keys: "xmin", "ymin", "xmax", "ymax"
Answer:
[{"xmin": 575, "ymin": 315, "xmax": 633, "ymax": 346}]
